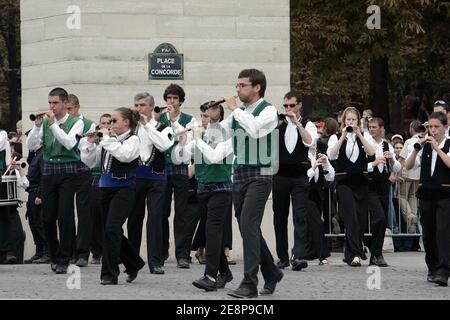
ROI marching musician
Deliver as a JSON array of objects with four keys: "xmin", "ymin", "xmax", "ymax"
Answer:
[
  {"xmin": 127, "ymin": 92, "xmax": 174, "ymax": 275},
  {"xmin": 79, "ymin": 107, "xmax": 145, "ymax": 285}
]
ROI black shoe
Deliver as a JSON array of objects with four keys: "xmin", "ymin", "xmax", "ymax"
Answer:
[
  {"xmin": 50, "ymin": 263, "xmax": 57, "ymax": 272},
  {"xmin": 291, "ymin": 258, "xmax": 308, "ymax": 271},
  {"xmin": 126, "ymin": 272, "xmax": 138, "ymax": 283},
  {"xmin": 101, "ymin": 277, "xmax": 118, "ymax": 285},
  {"xmin": 370, "ymin": 255, "xmax": 388, "ymax": 267},
  {"xmin": 276, "ymin": 260, "xmax": 290, "ymax": 269},
  {"xmin": 192, "ymin": 276, "xmax": 217, "ymax": 291},
  {"xmin": 24, "ymin": 254, "xmax": 42, "ymax": 264},
  {"xmin": 177, "ymin": 259, "xmax": 190, "ymax": 269},
  {"xmin": 69, "ymin": 257, "xmax": 77, "ymax": 264},
  {"xmin": 5, "ymin": 255, "xmax": 17, "ymax": 264},
  {"xmin": 227, "ymin": 286, "xmax": 258, "ymax": 299},
  {"xmin": 432, "ymin": 274, "xmax": 448, "ymax": 287},
  {"xmin": 216, "ymin": 272, "xmax": 233, "ymax": 289},
  {"xmin": 150, "ymin": 265, "xmax": 165, "ymax": 275},
  {"xmin": 91, "ymin": 256, "xmax": 101, "ymax": 264},
  {"xmin": 75, "ymin": 258, "xmax": 88, "ymax": 267},
  {"xmin": 33, "ymin": 255, "xmax": 51, "ymax": 264},
  {"xmin": 260, "ymin": 271, "xmax": 284, "ymax": 295},
  {"xmin": 427, "ymin": 272, "xmax": 436, "ymax": 283},
  {"xmin": 55, "ymin": 264, "xmax": 68, "ymax": 274}
]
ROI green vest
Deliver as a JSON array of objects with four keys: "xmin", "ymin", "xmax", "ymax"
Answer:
[
  {"xmin": 43, "ymin": 115, "xmax": 81, "ymax": 163},
  {"xmin": 160, "ymin": 112, "xmax": 193, "ymax": 165},
  {"xmin": 91, "ymin": 167, "xmax": 101, "ymax": 177},
  {"xmin": 0, "ymin": 129, "xmax": 6, "ymax": 170},
  {"xmin": 231, "ymin": 100, "xmax": 274, "ymax": 167},
  {"xmin": 194, "ymin": 132, "xmax": 232, "ymax": 184},
  {"xmin": 82, "ymin": 117, "xmax": 94, "ymax": 134}
]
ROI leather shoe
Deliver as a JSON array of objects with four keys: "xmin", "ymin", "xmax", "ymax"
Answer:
[
  {"xmin": 33, "ymin": 255, "xmax": 51, "ymax": 264},
  {"xmin": 370, "ymin": 255, "xmax": 388, "ymax": 267},
  {"xmin": 427, "ymin": 272, "xmax": 436, "ymax": 283},
  {"xmin": 150, "ymin": 265, "xmax": 165, "ymax": 275},
  {"xmin": 91, "ymin": 256, "xmax": 101, "ymax": 264},
  {"xmin": 291, "ymin": 258, "xmax": 308, "ymax": 271},
  {"xmin": 216, "ymin": 272, "xmax": 233, "ymax": 289},
  {"xmin": 75, "ymin": 258, "xmax": 88, "ymax": 267},
  {"xmin": 24, "ymin": 254, "xmax": 42, "ymax": 264},
  {"xmin": 260, "ymin": 271, "xmax": 284, "ymax": 295},
  {"xmin": 126, "ymin": 272, "xmax": 138, "ymax": 283},
  {"xmin": 101, "ymin": 277, "xmax": 118, "ymax": 285},
  {"xmin": 50, "ymin": 263, "xmax": 57, "ymax": 272},
  {"xmin": 432, "ymin": 274, "xmax": 448, "ymax": 287},
  {"xmin": 227, "ymin": 286, "xmax": 258, "ymax": 299},
  {"xmin": 276, "ymin": 260, "xmax": 290, "ymax": 269},
  {"xmin": 55, "ymin": 264, "xmax": 68, "ymax": 274},
  {"xmin": 5, "ymin": 255, "xmax": 17, "ymax": 264},
  {"xmin": 177, "ymin": 259, "xmax": 190, "ymax": 269},
  {"xmin": 192, "ymin": 276, "xmax": 217, "ymax": 291}
]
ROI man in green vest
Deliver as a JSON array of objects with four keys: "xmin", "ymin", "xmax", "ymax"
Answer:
[
  {"xmin": 157, "ymin": 84, "xmax": 197, "ymax": 268},
  {"xmin": 26, "ymin": 87, "xmax": 84, "ymax": 274},
  {"xmin": 221, "ymin": 69, "xmax": 283, "ymax": 298},
  {"xmin": 67, "ymin": 94, "xmax": 96, "ymax": 267}
]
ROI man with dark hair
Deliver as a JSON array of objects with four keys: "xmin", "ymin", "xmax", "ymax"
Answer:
[
  {"xmin": 27, "ymin": 87, "xmax": 84, "ymax": 274},
  {"xmin": 366, "ymin": 117, "xmax": 401, "ymax": 267},
  {"xmin": 405, "ymin": 112, "xmax": 450, "ymax": 286},
  {"xmin": 433, "ymin": 100, "xmax": 449, "ymax": 138},
  {"xmin": 221, "ymin": 68, "xmax": 282, "ymax": 298},
  {"xmin": 272, "ymin": 91, "xmax": 318, "ymax": 270},
  {"xmin": 158, "ymin": 84, "xmax": 197, "ymax": 268}
]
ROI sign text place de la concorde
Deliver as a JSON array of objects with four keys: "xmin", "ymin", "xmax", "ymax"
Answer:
[{"xmin": 148, "ymin": 43, "xmax": 184, "ymax": 80}]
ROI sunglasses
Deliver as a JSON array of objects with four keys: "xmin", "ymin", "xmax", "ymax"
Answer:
[
  {"xmin": 434, "ymin": 100, "xmax": 448, "ymax": 106},
  {"xmin": 111, "ymin": 119, "xmax": 118, "ymax": 123},
  {"xmin": 283, "ymin": 103, "xmax": 297, "ymax": 108}
]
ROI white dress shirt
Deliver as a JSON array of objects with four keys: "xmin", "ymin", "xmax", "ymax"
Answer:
[
  {"xmin": 367, "ymin": 137, "xmax": 401, "ymax": 174},
  {"xmin": 409, "ymin": 138, "xmax": 450, "ymax": 175},
  {"xmin": 307, "ymin": 152, "xmax": 335, "ymax": 183},
  {"xmin": 327, "ymin": 133, "xmax": 361, "ymax": 162},
  {"xmin": 136, "ymin": 119, "xmax": 174, "ymax": 163},
  {"xmin": 399, "ymin": 135, "xmax": 421, "ymax": 180},
  {"xmin": 284, "ymin": 118, "xmax": 318, "ymax": 153},
  {"xmin": 161, "ymin": 112, "xmax": 196, "ymax": 143},
  {"xmin": 79, "ymin": 130, "xmax": 140, "ymax": 169},
  {"xmin": 0, "ymin": 131, "xmax": 11, "ymax": 166},
  {"xmin": 26, "ymin": 113, "xmax": 84, "ymax": 152},
  {"xmin": 220, "ymin": 98, "xmax": 278, "ymax": 139}
]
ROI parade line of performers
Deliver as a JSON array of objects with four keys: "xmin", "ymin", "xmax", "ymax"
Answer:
[{"xmin": 1, "ymin": 68, "xmax": 450, "ymax": 297}]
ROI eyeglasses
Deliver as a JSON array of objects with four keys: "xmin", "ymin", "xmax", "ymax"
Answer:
[
  {"xmin": 235, "ymin": 83, "xmax": 253, "ymax": 89},
  {"xmin": 283, "ymin": 104, "xmax": 297, "ymax": 108},
  {"xmin": 111, "ymin": 119, "xmax": 118, "ymax": 123},
  {"xmin": 434, "ymin": 100, "xmax": 448, "ymax": 106}
]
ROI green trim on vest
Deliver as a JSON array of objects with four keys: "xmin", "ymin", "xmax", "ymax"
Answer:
[
  {"xmin": 194, "ymin": 132, "xmax": 232, "ymax": 184},
  {"xmin": 231, "ymin": 100, "xmax": 274, "ymax": 167},
  {"xmin": 160, "ymin": 112, "xmax": 193, "ymax": 165},
  {"xmin": 91, "ymin": 167, "xmax": 101, "ymax": 177},
  {"xmin": 43, "ymin": 115, "xmax": 81, "ymax": 163},
  {"xmin": 82, "ymin": 117, "xmax": 94, "ymax": 134}
]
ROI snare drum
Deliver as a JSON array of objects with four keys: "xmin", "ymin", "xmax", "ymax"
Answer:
[{"xmin": 0, "ymin": 175, "xmax": 18, "ymax": 206}]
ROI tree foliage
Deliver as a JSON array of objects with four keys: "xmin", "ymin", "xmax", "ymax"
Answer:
[{"xmin": 291, "ymin": 0, "xmax": 450, "ymax": 132}]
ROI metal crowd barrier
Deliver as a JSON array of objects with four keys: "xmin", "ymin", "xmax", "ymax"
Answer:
[{"xmin": 323, "ymin": 180, "xmax": 422, "ymax": 238}]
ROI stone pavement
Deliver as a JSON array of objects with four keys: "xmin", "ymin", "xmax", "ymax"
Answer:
[{"xmin": 0, "ymin": 252, "xmax": 449, "ymax": 300}]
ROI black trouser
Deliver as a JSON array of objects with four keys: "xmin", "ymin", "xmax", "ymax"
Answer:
[
  {"xmin": 41, "ymin": 174, "xmax": 77, "ymax": 266},
  {"xmin": 368, "ymin": 187, "xmax": 390, "ymax": 257},
  {"xmin": 162, "ymin": 174, "xmax": 190, "ymax": 261},
  {"xmin": 198, "ymin": 191, "xmax": 232, "ymax": 279},
  {"xmin": 127, "ymin": 178, "xmax": 166, "ymax": 268},
  {"xmin": 336, "ymin": 177, "xmax": 368, "ymax": 263},
  {"xmin": 100, "ymin": 186, "xmax": 144, "ymax": 281},
  {"xmin": 0, "ymin": 206, "xmax": 25, "ymax": 263},
  {"xmin": 90, "ymin": 177, "xmax": 103, "ymax": 259},
  {"xmin": 233, "ymin": 179, "xmax": 279, "ymax": 290},
  {"xmin": 25, "ymin": 189, "xmax": 47, "ymax": 255},
  {"xmin": 74, "ymin": 170, "xmax": 93, "ymax": 259},
  {"xmin": 272, "ymin": 175, "xmax": 310, "ymax": 262},
  {"xmin": 419, "ymin": 197, "xmax": 450, "ymax": 278},
  {"xmin": 305, "ymin": 188, "xmax": 330, "ymax": 261}
]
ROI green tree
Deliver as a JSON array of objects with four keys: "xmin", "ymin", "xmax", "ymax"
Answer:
[
  {"xmin": 0, "ymin": 0, "xmax": 20, "ymax": 131},
  {"xmin": 291, "ymin": 0, "xmax": 450, "ymax": 133}
]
